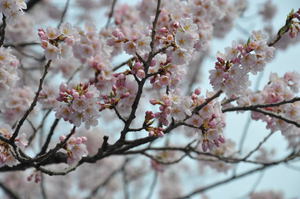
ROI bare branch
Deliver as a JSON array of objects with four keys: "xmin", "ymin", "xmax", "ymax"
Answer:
[
  {"xmin": 105, "ymin": 0, "xmax": 118, "ymax": 28},
  {"xmin": 0, "ymin": 15, "xmax": 6, "ymax": 47},
  {"xmin": 11, "ymin": 60, "xmax": 52, "ymax": 141},
  {"xmin": 57, "ymin": 0, "xmax": 71, "ymax": 28}
]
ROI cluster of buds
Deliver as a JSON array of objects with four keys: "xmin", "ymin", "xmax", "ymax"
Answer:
[
  {"xmin": 0, "ymin": 125, "xmax": 27, "ymax": 167},
  {"xmin": 143, "ymin": 111, "xmax": 164, "ymax": 137},
  {"xmin": 209, "ymin": 31, "xmax": 275, "ymax": 97},
  {"xmin": 107, "ymin": 28, "xmax": 151, "ymax": 56},
  {"xmin": 55, "ymin": 83, "xmax": 100, "ymax": 129},
  {"xmin": 27, "ymin": 171, "xmax": 42, "ymax": 183},
  {"xmin": 237, "ymin": 72, "xmax": 300, "ymax": 149},
  {"xmin": 150, "ymin": 91, "xmax": 192, "ymax": 125},
  {"xmin": 99, "ymin": 73, "xmax": 131, "ymax": 110},
  {"xmin": 130, "ymin": 61, "xmax": 145, "ymax": 79},
  {"xmin": 187, "ymin": 90, "xmax": 226, "ymax": 152},
  {"xmin": 38, "ymin": 23, "xmax": 74, "ymax": 60},
  {"xmin": 59, "ymin": 135, "xmax": 88, "ymax": 165},
  {"xmin": 289, "ymin": 9, "xmax": 300, "ymax": 38},
  {"xmin": 0, "ymin": 47, "xmax": 20, "ymax": 97}
]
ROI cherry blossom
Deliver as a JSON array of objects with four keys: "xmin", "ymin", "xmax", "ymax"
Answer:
[
  {"xmin": 55, "ymin": 83, "xmax": 100, "ymax": 129},
  {"xmin": 59, "ymin": 135, "xmax": 88, "ymax": 165},
  {"xmin": 0, "ymin": 0, "xmax": 26, "ymax": 23},
  {"xmin": 209, "ymin": 31, "xmax": 275, "ymax": 97},
  {"xmin": 0, "ymin": 124, "xmax": 28, "ymax": 167},
  {"xmin": 0, "ymin": 1, "xmax": 299, "ymax": 199}
]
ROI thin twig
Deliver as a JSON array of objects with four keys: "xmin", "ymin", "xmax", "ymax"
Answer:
[
  {"xmin": 40, "ymin": 173, "xmax": 48, "ymax": 199},
  {"xmin": 175, "ymin": 152, "xmax": 299, "ymax": 199},
  {"xmin": 105, "ymin": 0, "xmax": 118, "ymax": 28},
  {"xmin": 57, "ymin": 0, "xmax": 71, "ymax": 29},
  {"xmin": 242, "ymin": 131, "xmax": 275, "ymax": 160},
  {"xmin": 0, "ymin": 182, "xmax": 20, "ymax": 199},
  {"xmin": 146, "ymin": 171, "xmax": 158, "ymax": 199}
]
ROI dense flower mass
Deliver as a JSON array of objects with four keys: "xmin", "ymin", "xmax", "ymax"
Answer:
[
  {"xmin": 1, "ymin": 86, "xmax": 34, "ymax": 124},
  {"xmin": 237, "ymin": 72, "xmax": 300, "ymax": 149},
  {"xmin": 59, "ymin": 135, "xmax": 88, "ymax": 165},
  {"xmin": 0, "ymin": 124, "xmax": 27, "ymax": 167},
  {"xmin": 38, "ymin": 23, "xmax": 75, "ymax": 60},
  {"xmin": 0, "ymin": 47, "xmax": 19, "ymax": 97},
  {"xmin": 209, "ymin": 31, "xmax": 275, "ymax": 97},
  {"xmin": 151, "ymin": 89, "xmax": 226, "ymax": 152},
  {"xmin": 0, "ymin": 0, "xmax": 26, "ymax": 23},
  {"xmin": 0, "ymin": 0, "xmax": 299, "ymax": 199},
  {"xmin": 55, "ymin": 83, "xmax": 100, "ymax": 129}
]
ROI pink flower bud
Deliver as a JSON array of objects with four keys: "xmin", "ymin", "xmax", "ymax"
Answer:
[
  {"xmin": 194, "ymin": 88, "xmax": 201, "ymax": 95},
  {"xmin": 136, "ymin": 69, "xmax": 145, "ymax": 79},
  {"xmin": 150, "ymin": 99, "xmax": 158, "ymax": 105},
  {"xmin": 76, "ymin": 137, "xmax": 82, "ymax": 144},
  {"xmin": 160, "ymin": 75, "xmax": 169, "ymax": 85},
  {"xmin": 81, "ymin": 137, "xmax": 87, "ymax": 143},
  {"xmin": 150, "ymin": 59, "xmax": 156, "ymax": 67},
  {"xmin": 218, "ymin": 135, "xmax": 225, "ymax": 143},
  {"xmin": 59, "ymin": 135, "xmax": 66, "ymax": 142}
]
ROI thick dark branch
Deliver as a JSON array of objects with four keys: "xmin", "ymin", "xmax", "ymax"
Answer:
[
  {"xmin": 192, "ymin": 90, "xmax": 222, "ymax": 114},
  {"xmin": 0, "ymin": 15, "xmax": 6, "ymax": 47},
  {"xmin": 149, "ymin": 0, "xmax": 161, "ymax": 53},
  {"xmin": 25, "ymin": 0, "xmax": 42, "ymax": 11},
  {"xmin": 11, "ymin": 60, "xmax": 52, "ymax": 141},
  {"xmin": 223, "ymin": 97, "xmax": 300, "ymax": 112},
  {"xmin": 117, "ymin": 0, "xmax": 162, "ymax": 142},
  {"xmin": 253, "ymin": 109, "xmax": 300, "ymax": 128},
  {"xmin": 38, "ymin": 118, "xmax": 60, "ymax": 155},
  {"xmin": 35, "ymin": 126, "xmax": 76, "ymax": 165}
]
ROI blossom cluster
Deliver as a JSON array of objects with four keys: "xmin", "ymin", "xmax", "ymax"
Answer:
[
  {"xmin": 38, "ymin": 23, "xmax": 75, "ymax": 60},
  {"xmin": 0, "ymin": 0, "xmax": 26, "ymax": 23},
  {"xmin": 0, "ymin": 124, "xmax": 27, "ymax": 167},
  {"xmin": 27, "ymin": 171, "xmax": 42, "ymax": 184},
  {"xmin": 289, "ymin": 9, "xmax": 300, "ymax": 38},
  {"xmin": 150, "ymin": 89, "xmax": 226, "ymax": 152},
  {"xmin": 198, "ymin": 139, "xmax": 236, "ymax": 173},
  {"xmin": 1, "ymin": 86, "xmax": 34, "ymax": 125},
  {"xmin": 38, "ymin": 85, "xmax": 59, "ymax": 109},
  {"xmin": 0, "ymin": 47, "xmax": 19, "ymax": 98},
  {"xmin": 150, "ymin": 90, "xmax": 193, "ymax": 126},
  {"xmin": 6, "ymin": 15, "xmax": 36, "ymax": 43},
  {"xmin": 55, "ymin": 83, "xmax": 100, "ymax": 129},
  {"xmin": 59, "ymin": 135, "xmax": 88, "ymax": 165},
  {"xmin": 104, "ymin": 0, "xmax": 246, "ymax": 91},
  {"xmin": 98, "ymin": 73, "xmax": 137, "ymax": 116},
  {"xmin": 209, "ymin": 31, "xmax": 275, "ymax": 97},
  {"xmin": 237, "ymin": 72, "xmax": 300, "ymax": 149},
  {"xmin": 148, "ymin": 55, "xmax": 186, "ymax": 89}
]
